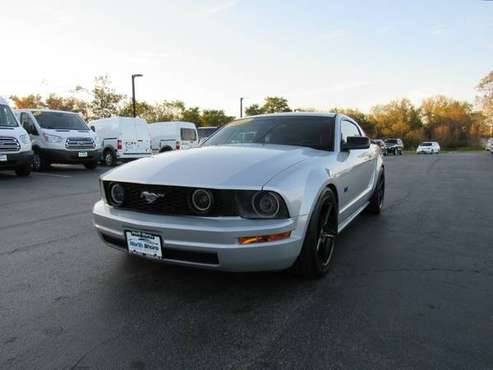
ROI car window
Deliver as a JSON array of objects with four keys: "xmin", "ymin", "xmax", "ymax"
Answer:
[
  {"xmin": 204, "ymin": 116, "xmax": 335, "ymax": 151},
  {"xmin": 32, "ymin": 111, "xmax": 89, "ymax": 130},
  {"xmin": 20, "ymin": 112, "xmax": 38, "ymax": 135},
  {"xmin": 340, "ymin": 120, "xmax": 361, "ymax": 143},
  {"xmin": 180, "ymin": 128, "xmax": 197, "ymax": 141}
]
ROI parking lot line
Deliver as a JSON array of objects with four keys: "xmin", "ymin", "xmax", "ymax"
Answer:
[{"xmin": 32, "ymin": 172, "xmax": 72, "ymax": 178}]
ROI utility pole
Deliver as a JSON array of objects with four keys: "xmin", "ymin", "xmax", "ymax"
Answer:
[
  {"xmin": 131, "ymin": 74, "xmax": 143, "ymax": 117},
  {"xmin": 240, "ymin": 97, "xmax": 244, "ymax": 118}
]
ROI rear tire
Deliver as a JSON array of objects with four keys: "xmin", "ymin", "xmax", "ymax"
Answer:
[
  {"xmin": 103, "ymin": 149, "xmax": 117, "ymax": 166},
  {"xmin": 15, "ymin": 164, "xmax": 32, "ymax": 177},
  {"xmin": 367, "ymin": 171, "xmax": 385, "ymax": 214},
  {"xmin": 291, "ymin": 188, "xmax": 338, "ymax": 279},
  {"xmin": 84, "ymin": 161, "xmax": 98, "ymax": 170}
]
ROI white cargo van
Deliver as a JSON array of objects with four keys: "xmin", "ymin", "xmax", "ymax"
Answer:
[
  {"xmin": 148, "ymin": 121, "xmax": 198, "ymax": 153},
  {"xmin": 0, "ymin": 97, "xmax": 33, "ymax": 176},
  {"xmin": 89, "ymin": 117, "xmax": 152, "ymax": 166},
  {"xmin": 15, "ymin": 109, "xmax": 100, "ymax": 171}
]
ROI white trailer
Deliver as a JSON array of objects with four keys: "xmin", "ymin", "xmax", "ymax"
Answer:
[
  {"xmin": 89, "ymin": 117, "xmax": 152, "ymax": 166},
  {"xmin": 148, "ymin": 121, "xmax": 198, "ymax": 153}
]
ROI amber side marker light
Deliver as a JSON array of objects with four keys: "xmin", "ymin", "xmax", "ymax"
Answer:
[{"xmin": 239, "ymin": 231, "xmax": 291, "ymax": 245}]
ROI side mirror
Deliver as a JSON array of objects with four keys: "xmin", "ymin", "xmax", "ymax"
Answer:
[
  {"xmin": 90, "ymin": 126, "xmax": 95, "ymax": 132},
  {"xmin": 341, "ymin": 136, "xmax": 370, "ymax": 151}
]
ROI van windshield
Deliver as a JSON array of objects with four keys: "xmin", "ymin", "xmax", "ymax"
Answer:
[
  {"xmin": 180, "ymin": 128, "xmax": 197, "ymax": 141},
  {"xmin": 0, "ymin": 105, "xmax": 19, "ymax": 127},
  {"xmin": 32, "ymin": 111, "xmax": 89, "ymax": 130}
]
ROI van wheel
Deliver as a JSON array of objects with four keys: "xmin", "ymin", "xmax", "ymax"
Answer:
[
  {"xmin": 103, "ymin": 149, "xmax": 117, "ymax": 166},
  {"xmin": 32, "ymin": 152, "xmax": 49, "ymax": 172},
  {"xmin": 291, "ymin": 188, "xmax": 337, "ymax": 279},
  {"xmin": 15, "ymin": 164, "xmax": 32, "ymax": 177},
  {"xmin": 84, "ymin": 161, "xmax": 98, "ymax": 170}
]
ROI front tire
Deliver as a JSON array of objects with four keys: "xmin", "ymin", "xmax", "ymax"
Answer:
[
  {"xmin": 32, "ymin": 151, "xmax": 50, "ymax": 172},
  {"xmin": 84, "ymin": 161, "xmax": 98, "ymax": 170},
  {"xmin": 291, "ymin": 188, "xmax": 338, "ymax": 279},
  {"xmin": 15, "ymin": 164, "xmax": 32, "ymax": 177},
  {"xmin": 103, "ymin": 149, "xmax": 117, "ymax": 166}
]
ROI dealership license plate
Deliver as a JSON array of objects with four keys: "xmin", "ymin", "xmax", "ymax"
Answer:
[
  {"xmin": 78, "ymin": 152, "xmax": 88, "ymax": 158},
  {"xmin": 126, "ymin": 231, "xmax": 162, "ymax": 258},
  {"xmin": 0, "ymin": 154, "xmax": 7, "ymax": 162}
]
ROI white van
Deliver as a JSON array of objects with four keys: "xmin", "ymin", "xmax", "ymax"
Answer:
[
  {"xmin": 15, "ymin": 109, "xmax": 100, "ymax": 171},
  {"xmin": 0, "ymin": 97, "xmax": 33, "ymax": 176},
  {"xmin": 89, "ymin": 117, "xmax": 152, "ymax": 166},
  {"xmin": 148, "ymin": 121, "xmax": 198, "ymax": 153}
]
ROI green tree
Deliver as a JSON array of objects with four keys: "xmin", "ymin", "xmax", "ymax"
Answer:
[
  {"xmin": 200, "ymin": 110, "xmax": 234, "ymax": 126},
  {"xmin": 244, "ymin": 104, "xmax": 264, "ymax": 116},
  {"xmin": 10, "ymin": 94, "xmax": 45, "ymax": 109},
  {"xmin": 369, "ymin": 99, "xmax": 423, "ymax": 147},
  {"xmin": 89, "ymin": 75, "xmax": 125, "ymax": 119},
  {"xmin": 152, "ymin": 100, "xmax": 186, "ymax": 121},
  {"xmin": 118, "ymin": 100, "xmax": 156, "ymax": 122},
  {"xmin": 182, "ymin": 106, "xmax": 201, "ymax": 125}
]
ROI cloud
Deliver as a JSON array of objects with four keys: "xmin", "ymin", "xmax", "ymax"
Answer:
[{"xmin": 205, "ymin": 0, "xmax": 240, "ymax": 15}]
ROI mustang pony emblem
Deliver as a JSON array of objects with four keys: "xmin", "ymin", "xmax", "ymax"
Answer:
[{"xmin": 140, "ymin": 191, "xmax": 165, "ymax": 204}]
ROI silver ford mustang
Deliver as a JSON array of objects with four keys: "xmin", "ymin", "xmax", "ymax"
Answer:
[{"xmin": 93, "ymin": 113, "xmax": 384, "ymax": 278}]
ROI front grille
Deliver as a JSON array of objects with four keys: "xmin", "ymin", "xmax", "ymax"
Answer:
[
  {"xmin": 65, "ymin": 137, "xmax": 95, "ymax": 150},
  {"xmin": 100, "ymin": 232, "xmax": 219, "ymax": 265},
  {"xmin": 103, "ymin": 182, "xmax": 237, "ymax": 217},
  {"xmin": 0, "ymin": 136, "xmax": 20, "ymax": 152}
]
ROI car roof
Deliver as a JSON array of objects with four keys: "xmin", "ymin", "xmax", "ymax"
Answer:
[
  {"xmin": 16, "ymin": 108, "xmax": 79, "ymax": 115},
  {"xmin": 246, "ymin": 112, "xmax": 337, "ymax": 119}
]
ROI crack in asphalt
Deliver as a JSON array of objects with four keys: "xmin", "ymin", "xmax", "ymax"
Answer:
[{"xmin": 0, "ymin": 210, "xmax": 91, "ymax": 231}]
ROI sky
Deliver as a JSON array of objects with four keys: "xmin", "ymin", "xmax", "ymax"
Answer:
[{"xmin": 1, "ymin": 0, "xmax": 492, "ymax": 116}]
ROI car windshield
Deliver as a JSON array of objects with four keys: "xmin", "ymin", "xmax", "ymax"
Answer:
[
  {"xmin": 204, "ymin": 116, "xmax": 335, "ymax": 151},
  {"xmin": 421, "ymin": 142, "xmax": 432, "ymax": 146},
  {"xmin": 32, "ymin": 111, "xmax": 89, "ymax": 130},
  {"xmin": 0, "ymin": 104, "xmax": 19, "ymax": 127},
  {"xmin": 180, "ymin": 128, "xmax": 197, "ymax": 141},
  {"xmin": 198, "ymin": 127, "xmax": 217, "ymax": 139},
  {"xmin": 385, "ymin": 139, "xmax": 398, "ymax": 144}
]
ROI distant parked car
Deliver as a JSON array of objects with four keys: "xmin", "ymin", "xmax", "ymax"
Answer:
[
  {"xmin": 89, "ymin": 117, "xmax": 152, "ymax": 166},
  {"xmin": 198, "ymin": 126, "xmax": 218, "ymax": 144},
  {"xmin": 148, "ymin": 121, "xmax": 198, "ymax": 154},
  {"xmin": 384, "ymin": 138, "xmax": 404, "ymax": 155},
  {"xmin": 417, "ymin": 142, "xmax": 440, "ymax": 154},
  {"xmin": 0, "ymin": 97, "xmax": 33, "ymax": 176},
  {"xmin": 16, "ymin": 109, "xmax": 100, "ymax": 171}
]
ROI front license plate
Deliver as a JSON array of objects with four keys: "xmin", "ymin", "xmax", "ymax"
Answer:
[
  {"xmin": 126, "ymin": 230, "xmax": 162, "ymax": 258},
  {"xmin": 0, "ymin": 154, "xmax": 7, "ymax": 162},
  {"xmin": 78, "ymin": 152, "xmax": 88, "ymax": 158}
]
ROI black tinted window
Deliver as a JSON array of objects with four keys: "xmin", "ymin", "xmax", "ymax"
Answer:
[
  {"xmin": 32, "ymin": 111, "xmax": 89, "ymax": 130},
  {"xmin": 204, "ymin": 116, "xmax": 335, "ymax": 151},
  {"xmin": 198, "ymin": 127, "xmax": 218, "ymax": 139}
]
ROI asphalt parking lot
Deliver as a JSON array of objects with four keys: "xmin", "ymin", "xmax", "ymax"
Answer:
[{"xmin": 1, "ymin": 152, "xmax": 492, "ymax": 369}]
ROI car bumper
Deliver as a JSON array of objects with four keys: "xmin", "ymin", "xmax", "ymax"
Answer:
[
  {"xmin": 93, "ymin": 200, "xmax": 306, "ymax": 272},
  {"xmin": 40, "ymin": 148, "xmax": 101, "ymax": 164},
  {"xmin": 117, "ymin": 153, "xmax": 152, "ymax": 161},
  {"xmin": 0, "ymin": 150, "xmax": 33, "ymax": 170}
]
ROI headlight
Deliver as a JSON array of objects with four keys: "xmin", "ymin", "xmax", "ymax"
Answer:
[
  {"xmin": 109, "ymin": 183, "xmax": 125, "ymax": 206},
  {"xmin": 191, "ymin": 189, "xmax": 214, "ymax": 214},
  {"xmin": 42, "ymin": 133, "xmax": 64, "ymax": 143},
  {"xmin": 19, "ymin": 134, "xmax": 29, "ymax": 144},
  {"xmin": 236, "ymin": 191, "xmax": 289, "ymax": 219}
]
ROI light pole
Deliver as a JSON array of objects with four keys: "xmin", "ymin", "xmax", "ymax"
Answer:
[
  {"xmin": 131, "ymin": 74, "xmax": 143, "ymax": 117},
  {"xmin": 240, "ymin": 97, "xmax": 245, "ymax": 118}
]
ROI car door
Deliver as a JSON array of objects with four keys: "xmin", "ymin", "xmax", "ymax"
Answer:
[{"xmin": 337, "ymin": 119, "xmax": 375, "ymax": 219}]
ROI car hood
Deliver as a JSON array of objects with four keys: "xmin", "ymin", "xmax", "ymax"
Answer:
[{"xmin": 102, "ymin": 144, "xmax": 317, "ymax": 189}]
